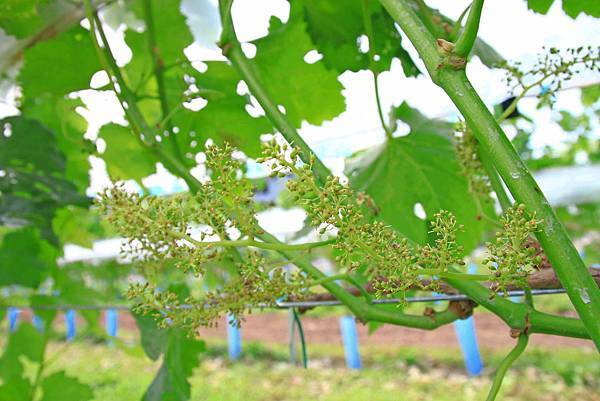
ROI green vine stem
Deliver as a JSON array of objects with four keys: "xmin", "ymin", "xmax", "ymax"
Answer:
[
  {"xmin": 86, "ymin": 0, "xmax": 595, "ymax": 343},
  {"xmin": 84, "ymin": 1, "xmax": 202, "ymax": 192},
  {"xmin": 217, "ymin": 0, "xmax": 329, "ymax": 184},
  {"xmin": 213, "ymin": 0, "xmax": 596, "ymax": 342},
  {"xmin": 291, "ymin": 308, "xmax": 308, "ymax": 369},
  {"xmin": 305, "ymin": 274, "xmax": 373, "ymax": 302},
  {"xmin": 141, "ymin": 0, "xmax": 184, "ymax": 164},
  {"xmin": 449, "ymin": 4, "xmax": 472, "ymax": 41},
  {"xmin": 486, "ymin": 333, "xmax": 529, "ymax": 401},
  {"xmin": 453, "ymin": 0, "xmax": 484, "ymax": 58},
  {"xmin": 361, "ymin": 0, "xmax": 394, "ymax": 139},
  {"xmin": 478, "ymin": 147, "xmax": 512, "ymax": 211},
  {"xmin": 379, "ymin": 0, "xmax": 600, "ymax": 349},
  {"xmin": 445, "ymin": 273, "xmax": 589, "ymax": 338}
]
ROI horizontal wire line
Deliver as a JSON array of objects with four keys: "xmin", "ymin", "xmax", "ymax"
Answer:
[{"xmin": 2, "ymin": 289, "xmax": 566, "ymax": 311}]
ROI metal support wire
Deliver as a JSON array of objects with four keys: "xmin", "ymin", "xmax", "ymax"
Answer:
[{"xmin": 1, "ymin": 289, "xmax": 566, "ymax": 311}]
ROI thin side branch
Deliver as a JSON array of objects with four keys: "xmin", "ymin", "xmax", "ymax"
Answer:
[
  {"xmin": 141, "ymin": 0, "xmax": 184, "ymax": 163},
  {"xmin": 486, "ymin": 333, "xmax": 528, "ymax": 401},
  {"xmin": 361, "ymin": 0, "xmax": 394, "ymax": 139},
  {"xmin": 453, "ymin": 0, "xmax": 484, "ymax": 58}
]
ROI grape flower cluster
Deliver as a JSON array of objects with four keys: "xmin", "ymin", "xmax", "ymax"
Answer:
[
  {"xmin": 499, "ymin": 46, "xmax": 600, "ymax": 106},
  {"xmin": 100, "ymin": 141, "xmax": 545, "ymax": 333},
  {"xmin": 454, "ymin": 121, "xmax": 492, "ymax": 199},
  {"xmin": 484, "ymin": 204, "xmax": 543, "ymax": 295}
]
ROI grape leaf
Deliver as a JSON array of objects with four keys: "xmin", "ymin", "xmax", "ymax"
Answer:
[
  {"xmin": 0, "ymin": 227, "xmax": 57, "ymax": 288},
  {"xmin": 122, "ymin": 2, "xmax": 272, "ymax": 159},
  {"xmin": 0, "ymin": 116, "xmax": 88, "ymax": 243},
  {"xmin": 173, "ymin": 62, "xmax": 274, "ymax": 159},
  {"xmin": 0, "ymin": 324, "xmax": 45, "ymax": 400},
  {"xmin": 527, "ymin": 0, "xmax": 553, "ymax": 14},
  {"xmin": 301, "ymin": 0, "xmax": 419, "ymax": 76},
  {"xmin": 0, "ymin": 1, "xmax": 84, "ymax": 40},
  {"xmin": 562, "ymin": 0, "xmax": 600, "ymax": 17},
  {"xmin": 129, "ymin": 0, "xmax": 193, "ymax": 70},
  {"xmin": 347, "ymin": 102, "xmax": 489, "ymax": 251},
  {"xmin": 23, "ymin": 95, "xmax": 93, "ymax": 192},
  {"xmin": 134, "ymin": 314, "xmax": 170, "ymax": 361},
  {"xmin": 29, "ymin": 295, "xmax": 60, "ymax": 329},
  {"xmin": 122, "ymin": 0, "xmax": 193, "ymax": 115},
  {"xmin": 52, "ymin": 206, "xmax": 104, "ymax": 249},
  {"xmin": 134, "ymin": 313, "xmax": 205, "ymax": 401},
  {"xmin": 0, "ymin": 0, "xmax": 45, "ymax": 38},
  {"xmin": 526, "ymin": 0, "xmax": 600, "ymax": 17},
  {"xmin": 251, "ymin": 1, "xmax": 345, "ymax": 127},
  {"xmin": 19, "ymin": 26, "xmax": 100, "ymax": 99},
  {"xmin": 581, "ymin": 84, "xmax": 600, "ymax": 107},
  {"xmin": 97, "ymin": 123, "xmax": 156, "ymax": 182},
  {"xmin": 40, "ymin": 372, "xmax": 94, "ymax": 401}
]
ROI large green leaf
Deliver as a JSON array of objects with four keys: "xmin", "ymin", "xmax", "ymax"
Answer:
[
  {"xmin": 173, "ymin": 62, "xmax": 274, "ymax": 158},
  {"xmin": 0, "ymin": 116, "xmax": 88, "ymax": 243},
  {"xmin": 97, "ymin": 123, "xmax": 156, "ymax": 182},
  {"xmin": 0, "ymin": 0, "xmax": 82, "ymax": 39},
  {"xmin": 347, "ymin": 102, "xmax": 489, "ymax": 251},
  {"xmin": 251, "ymin": 1, "xmax": 345, "ymax": 127},
  {"xmin": 134, "ymin": 313, "xmax": 205, "ymax": 401},
  {"xmin": 0, "ymin": 227, "xmax": 57, "ymax": 288},
  {"xmin": 0, "ymin": 324, "xmax": 44, "ymax": 400},
  {"xmin": 527, "ymin": 0, "xmax": 600, "ymax": 17},
  {"xmin": 19, "ymin": 26, "xmax": 101, "ymax": 99},
  {"xmin": 135, "ymin": 314, "xmax": 170, "ymax": 361},
  {"xmin": 23, "ymin": 95, "xmax": 93, "ymax": 192},
  {"xmin": 526, "ymin": 0, "xmax": 553, "ymax": 14},
  {"xmin": 302, "ymin": 0, "xmax": 419, "ymax": 76},
  {"xmin": 0, "ymin": 0, "xmax": 45, "ymax": 38},
  {"xmin": 122, "ymin": 0, "xmax": 193, "ymax": 115},
  {"xmin": 40, "ymin": 372, "xmax": 94, "ymax": 401},
  {"xmin": 123, "ymin": 0, "xmax": 192, "ymax": 93},
  {"xmin": 52, "ymin": 206, "xmax": 104, "ymax": 249}
]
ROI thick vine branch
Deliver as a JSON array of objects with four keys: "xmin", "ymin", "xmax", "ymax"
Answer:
[{"xmin": 378, "ymin": 0, "xmax": 600, "ymax": 349}]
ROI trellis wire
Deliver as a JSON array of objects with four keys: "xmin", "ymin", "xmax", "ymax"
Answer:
[{"xmin": 1, "ymin": 288, "xmax": 566, "ymax": 311}]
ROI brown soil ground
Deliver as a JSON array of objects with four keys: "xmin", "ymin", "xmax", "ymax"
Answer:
[
  {"xmin": 195, "ymin": 312, "xmax": 594, "ymax": 350},
  {"xmin": 162, "ymin": 311, "xmax": 593, "ymax": 350},
  {"xmin": 17, "ymin": 309, "xmax": 593, "ymax": 350}
]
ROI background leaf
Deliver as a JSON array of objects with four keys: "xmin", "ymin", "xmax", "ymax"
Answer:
[
  {"xmin": 135, "ymin": 313, "xmax": 205, "ymax": 401},
  {"xmin": 97, "ymin": 123, "xmax": 156, "ymax": 182},
  {"xmin": 19, "ymin": 26, "xmax": 100, "ymax": 99},
  {"xmin": 251, "ymin": 1, "xmax": 345, "ymax": 127},
  {"xmin": 302, "ymin": 0, "xmax": 419, "ymax": 76},
  {"xmin": 173, "ymin": 62, "xmax": 273, "ymax": 158},
  {"xmin": 23, "ymin": 95, "xmax": 93, "ymax": 192},
  {"xmin": 0, "ymin": 227, "xmax": 57, "ymax": 288},
  {"xmin": 347, "ymin": 102, "xmax": 490, "ymax": 251},
  {"xmin": 0, "ymin": 324, "xmax": 45, "ymax": 401},
  {"xmin": 40, "ymin": 371, "xmax": 94, "ymax": 401},
  {"xmin": 0, "ymin": 116, "xmax": 88, "ymax": 243}
]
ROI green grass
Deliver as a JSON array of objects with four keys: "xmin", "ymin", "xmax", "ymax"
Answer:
[{"xmin": 41, "ymin": 339, "xmax": 600, "ymax": 401}]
